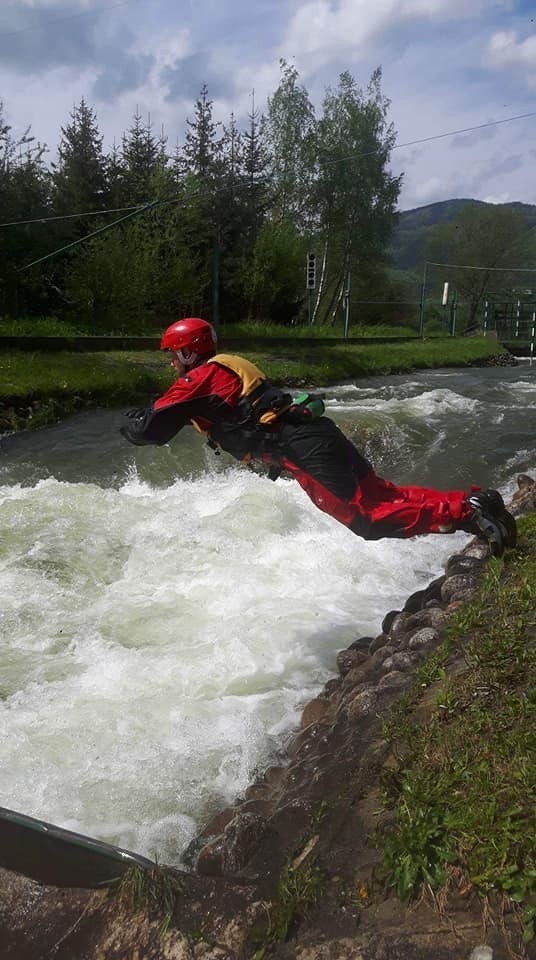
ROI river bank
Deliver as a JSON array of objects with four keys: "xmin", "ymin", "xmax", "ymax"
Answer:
[
  {"xmin": 0, "ymin": 336, "xmax": 512, "ymax": 433},
  {"xmin": 2, "ymin": 477, "xmax": 535, "ymax": 960}
]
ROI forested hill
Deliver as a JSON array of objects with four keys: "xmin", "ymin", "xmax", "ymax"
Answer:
[{"xmin": 391, "ymin": 198, "xmax": 536, "ymax": 272}]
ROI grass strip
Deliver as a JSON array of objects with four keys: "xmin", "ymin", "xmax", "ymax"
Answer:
[
  {"xmin": 0, "ymin": 351, "xmax": 171, "ymax": 430},
  {"xmin": 245, "ymin": 336, "xmax": 503, "ymax": 383},
  {"xmin": 0, "ymin": 316, "xmax": 419, "ymax": 339},
  {"xmin": 0, "ymin": 337, "xmax": 503, "ymax": 432},
  {"xmin": 381, "ymin": 514, "xmax": 536, "ymax": 942}
]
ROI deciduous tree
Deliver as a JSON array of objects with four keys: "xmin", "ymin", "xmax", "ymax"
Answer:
[
  {"xmin": 314, "ymin": 69, "xmax": 401, "ymax": 324},
  {"xmin": 426, "ymin": 202, "xmax": 534, "ymax": 325}
]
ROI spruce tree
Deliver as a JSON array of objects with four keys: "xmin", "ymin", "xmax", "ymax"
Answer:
[
  {"xmin": 0, "ymin": 100, "xmax": 51, "ymax": 316},
  {"xmin": 52, "ymin": 98, "xmax": 107, "ymax": 214},
  {"xmin": 240, "ymin": 92, "xmax": 270, "ymax": 236},
  {"xmin": 121, "ymin": 109, "xmax": 164, "ymax": 202},
  {"xmin": 181, "ymin": 84, "xmax": 221, "ymax": 180}
]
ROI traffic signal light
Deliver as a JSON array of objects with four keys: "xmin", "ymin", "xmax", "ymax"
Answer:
[{"xmin": 306, "ymin": 252, "xmax": 316, "ymax": 290}]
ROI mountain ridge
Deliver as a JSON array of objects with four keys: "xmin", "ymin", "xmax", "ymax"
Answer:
[{"xmin": 391, "ymin": 197, "xmax": 536, "ymax": 272}]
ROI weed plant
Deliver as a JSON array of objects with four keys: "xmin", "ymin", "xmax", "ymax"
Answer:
[
  {"xmin": 382, "ymin": 515, "xmax": 536, "ymax": 941},
  {"xmin": 252, "ymin": 862, "xmax": 324, "ymax": 958},
  {"xmin": 109, "ymin": 864, "xmax": 184, "ymax": 935}
]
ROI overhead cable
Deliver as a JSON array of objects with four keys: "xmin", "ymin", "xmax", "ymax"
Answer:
[
  {"xmin": 318, "ymin": 111, "xmax": 536, "ymax": 165},
  {"xmin": 19, "ymin": 200, "xmax": 159, "ymax": 272},
  {"xmin": 0, "ymin": 205, "xmax": 146, "ymax": 228},
  {"xmin": 426, "ymin": 260, "xmax": 536, "ymax": 272}
]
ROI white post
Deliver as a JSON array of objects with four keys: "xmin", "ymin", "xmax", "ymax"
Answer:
[
  {"xmin": 531, "ymin": 312, "xmax": 535, "ymax": 368},
  {"xmin": 484, "ymin": 299, "xmax": 488, "ymax": 333},
  {"xmin": 516, "ymin": 299, "xmax": 520, "ymax": 338}
]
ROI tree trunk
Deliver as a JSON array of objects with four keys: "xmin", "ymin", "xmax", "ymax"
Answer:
[{"xmin": 312, "ymin": 239, "xmax": 328, "ymax": 324}]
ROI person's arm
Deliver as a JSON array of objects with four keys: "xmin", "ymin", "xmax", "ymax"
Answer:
[
  {"xmin": 120, "ymin": 403, "xmax": 192, "ymax": 445},
  {"xmin": 120, "ymin": 364, "xmax": 242, "ymax": 447}
]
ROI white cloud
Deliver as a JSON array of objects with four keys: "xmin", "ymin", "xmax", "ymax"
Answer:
[
  {"xmin": 410, "ymin": 174, "xmax": 445, "ymax": 204},
  {"xmin": 281, "ymin": 0, "xmax": 510, "ymax": 71},
  {"xmin": 487, "ymin": 28, "xmax": 536, "ymax": 89},
  {"xmin": 399, "ymin": 145, "xmax": 527, "ymax": 207},
  {"xmin": 150, "ymin": 31, "xmax": 191, "ymax": 72},
  {"xmin": 481, "ymin": 191, "xmax": 514, "ymax": 203},
  {"xmin": 16, "ymin": 0, "xmax": 91, "ymax": 8},
  {"xmin": 488, "ymin": 29, "xmax": 536, "ymax": 66},
  {"xmin": 487, "ymin": 28, "xmax": 536, "ymax": 87}
]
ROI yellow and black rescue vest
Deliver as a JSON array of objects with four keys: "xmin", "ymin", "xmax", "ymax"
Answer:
[
  {"xmin": 195, "ymin": 354, "xmax": 293, "ymax": 462},
  {"xmin": 208, "ymin": 354, "xmax": 292, "ymax": 424}
]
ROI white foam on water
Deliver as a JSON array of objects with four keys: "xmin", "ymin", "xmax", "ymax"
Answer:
[
  {"xmin": 326, "ymin": 388, "xmax": 480, "ymax": 418},
  {"xmin": 504, "ymin": 448, "xmax": 536, "ymax": 480},
  {"xmin": 0, "ymin": 468, "xmax": 465, "ymax": 863}
]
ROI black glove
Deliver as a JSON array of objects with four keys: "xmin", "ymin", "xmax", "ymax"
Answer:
[{"xmin": 124, "ymin": 407, "xmax": 146, "ymax": 419}]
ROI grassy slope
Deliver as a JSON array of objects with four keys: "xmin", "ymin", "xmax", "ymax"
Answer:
[{"xmin": 382, "ymin": 514, "xmax": 536, "ymax": 943}]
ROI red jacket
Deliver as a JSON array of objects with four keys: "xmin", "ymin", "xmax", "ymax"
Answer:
[{"xmin": 120, "ymin": 361, "xmax": 244, "ymax": 446}]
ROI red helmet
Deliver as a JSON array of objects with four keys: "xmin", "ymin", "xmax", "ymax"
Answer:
[{"xmin": 160, "ymin": 317, "xmax": 217, "ymax": 367}]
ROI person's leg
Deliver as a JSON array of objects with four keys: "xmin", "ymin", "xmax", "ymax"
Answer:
[
  {"xmin": 278, "ymin": 459, "xmax": 466, "ymax": 537},
  {"xmin": 352, "ymin": 471, "xmax": 473, "ymax": 537},
  {"xmin": 279, "ymin": 459, "xmax": 516, "ymax": 553},
  {"xmin": 275, "ymin": 418, "xmax": 516, "ymax": 552}
]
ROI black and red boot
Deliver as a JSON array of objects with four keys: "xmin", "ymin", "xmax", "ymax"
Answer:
[{"xmin": 463, "ymin": 489, "xmax": 517, "ymax": 557}]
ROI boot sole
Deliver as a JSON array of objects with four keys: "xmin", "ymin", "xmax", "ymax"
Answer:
[{"xmin": 472, "ymin": 513, "xmax": 505, "ymax": 558}]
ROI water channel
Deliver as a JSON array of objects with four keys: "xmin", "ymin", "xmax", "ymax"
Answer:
[{"xmin": 1, "ymin": 363, "xmax": 535, "ymax": 865}]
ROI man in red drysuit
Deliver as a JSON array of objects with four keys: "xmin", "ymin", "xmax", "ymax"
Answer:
[{"xmin": 120, "ymin": 317, "xmax": 517, "ymax": 556}]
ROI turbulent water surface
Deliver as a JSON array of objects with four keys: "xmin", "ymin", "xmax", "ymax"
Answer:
[{"xmin": 1, "ymin": 363, "xmax": 535, "ymax": 864}]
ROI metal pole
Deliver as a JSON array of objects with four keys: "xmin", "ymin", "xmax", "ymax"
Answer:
[
  {"xmin": 516, "ymin": 299, "xmax": 520, "ymax": 338},
  {"xmin": 418, "ymin": 262, "xmax": 428, "ymax": 338},
  {"xmin": 531, "ymin": 312, "xmax": 535, "ymax": 368},
  {"xmin": 450, "ymin": 291, "xmax": 457, "ymax": 336},
  {"xmin": 484, "ymin": 299, "xmax": 488, "ymax": 334},
  {"xmin": 343, "ymin": 270, "xmax": 351, "ymax": 339}
]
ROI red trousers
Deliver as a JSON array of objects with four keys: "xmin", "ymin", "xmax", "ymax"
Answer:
[{"xmin": 281, "ymin": 458, "xmax": 475, "ymax": 540}]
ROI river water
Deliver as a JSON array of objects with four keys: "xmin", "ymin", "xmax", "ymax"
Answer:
[{"xmin": 1, "ymin": 364, "xmax": 535, "ymax": 865}]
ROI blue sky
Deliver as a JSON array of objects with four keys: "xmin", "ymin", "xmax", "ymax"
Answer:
[{"xmin": 1, "ymin": 0, "xmax": 535, "ymax": 210}]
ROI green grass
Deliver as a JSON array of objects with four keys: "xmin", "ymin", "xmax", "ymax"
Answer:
[
  {"xmin": 252, "ymin": 862, "xmax": 324, "ymax": 958},
  {"xmin": 0, "ymin": 351, "xmax": 168, "ymax": 400},
  {"xmin": 245, "ymin": 337, "xmax": 502, "ymax": 384},
  {"xmin": 0, "ymin": 316, "xmax": 88, "ymax": 336},
  {"xmin": 0, "ymin": 351, "xmax": 170, "ymax": 430},
  {"xmin": 0, "ymin": 315, "xmax": 458, "ymax": 340},
  {"xmin": 0, "ymin": 336, "xmax": 505, "ymax": 431},
  {"xmin": 381, "ymin": 515, "xmax": 536, "ymax": 942},
  {"xmin": 222, "ymin": 320, "xmax": 418, "ymax": 339},
  {"xmin": 0, "ymin": 316, "xmax": 417, "ymax": 339},
  {"xmin": 109, "ymin": 864, "xmax": 184, "ymax": 936}
]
